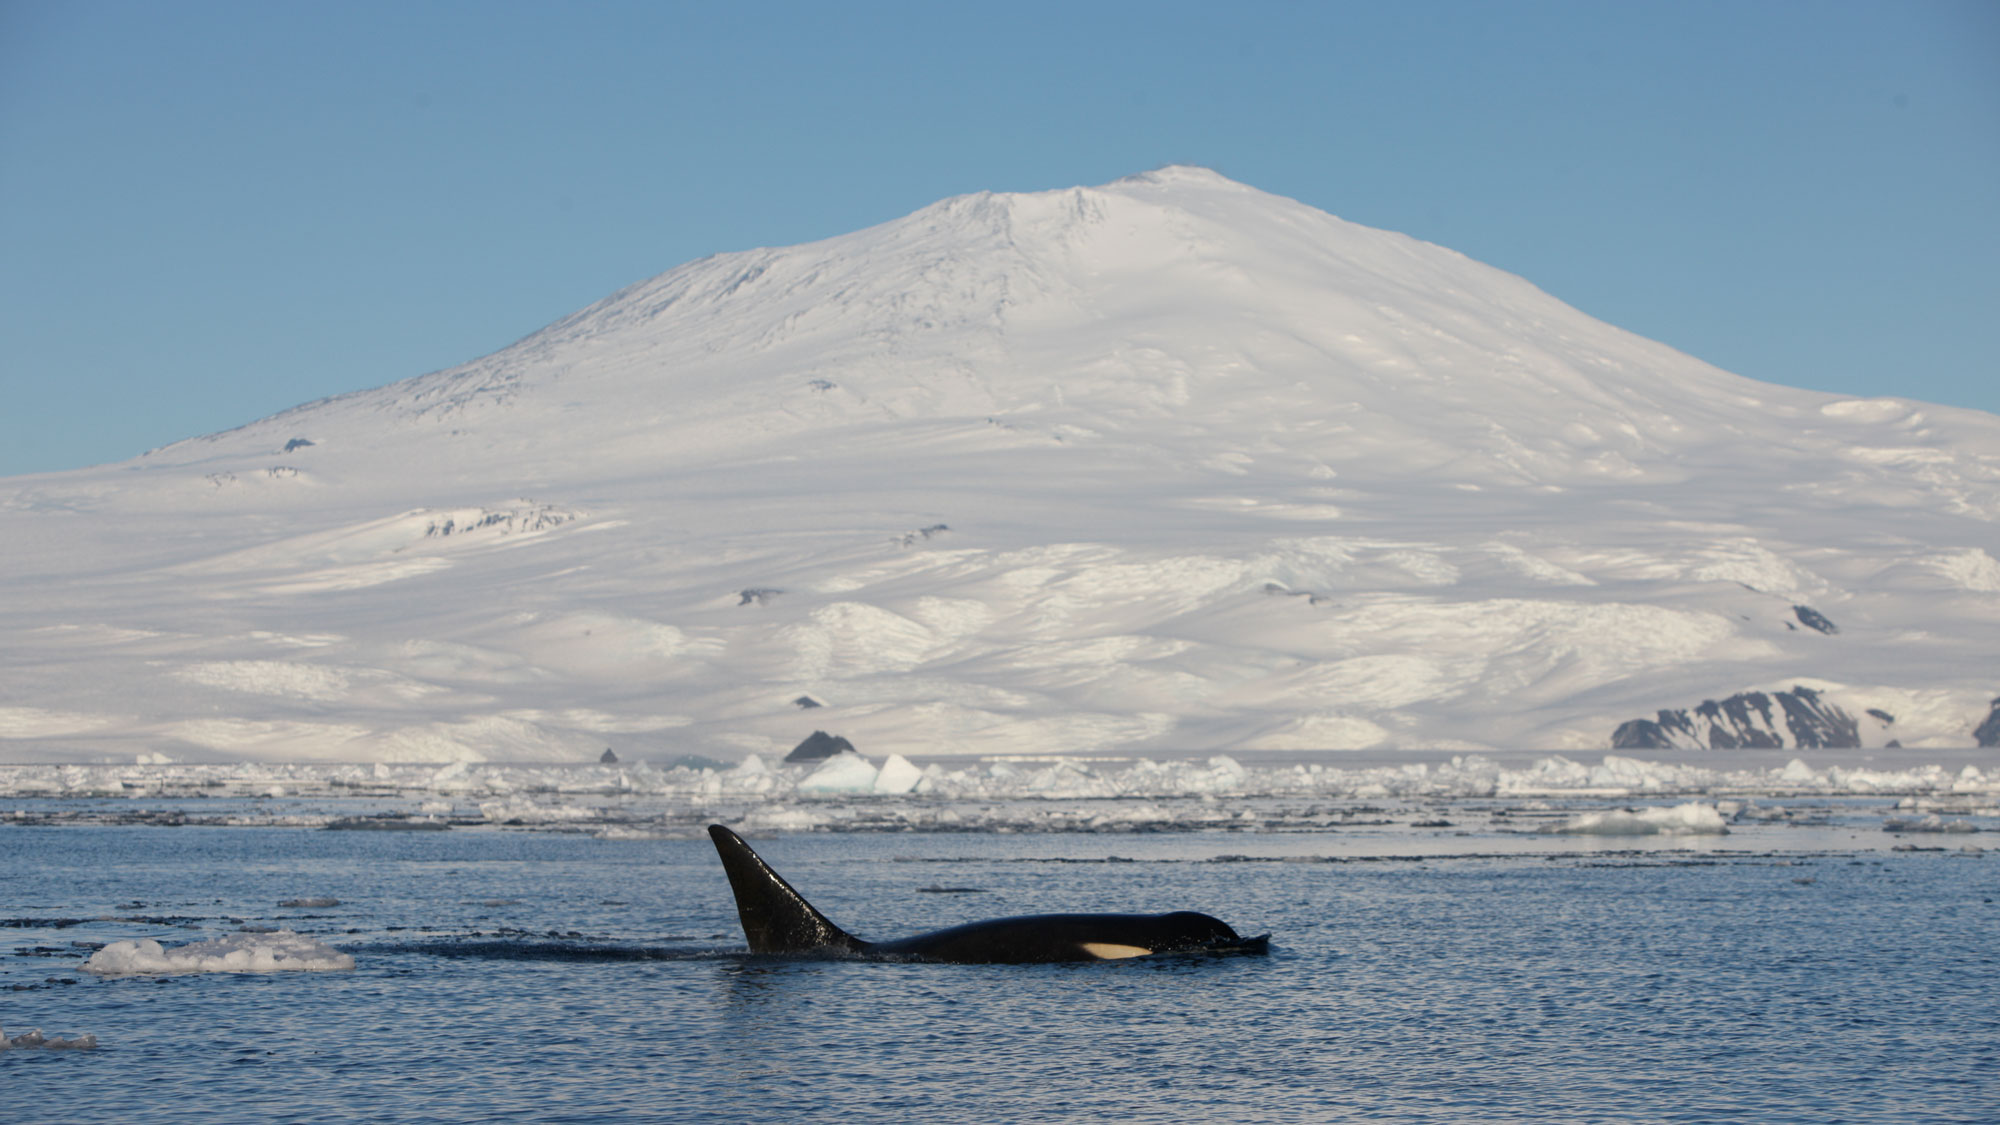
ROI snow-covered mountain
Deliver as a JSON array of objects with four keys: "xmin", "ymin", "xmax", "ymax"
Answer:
[{"xmin": 5, "ymin": 167, "xmax": 1997, "ymax": 764}]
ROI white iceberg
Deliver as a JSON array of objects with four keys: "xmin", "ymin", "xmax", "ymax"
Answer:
[
  {"xmin": 872, "ymin": 753, "xmax": 924, "ymax": 795},
  {"xmin": 797, "ymin": 751, "xmax": 879, "ymax": 794}
]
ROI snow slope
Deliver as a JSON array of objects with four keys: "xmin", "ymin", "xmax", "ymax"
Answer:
[{"xmin": 3, "ymin": 167, "xmax": 1997, "ymax": 763}]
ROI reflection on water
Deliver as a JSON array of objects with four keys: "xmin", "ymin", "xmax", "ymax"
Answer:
[{"xmin": 1, "ymin": 826, "xmax": 1995, "ymax": 1123}]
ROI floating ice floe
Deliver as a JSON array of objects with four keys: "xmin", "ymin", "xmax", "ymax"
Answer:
[
  {"xmin": 1540, "ymin": 802, "xmax": 1730, "ymax": 836},
  {"xmin": 1882, "ymin": 815, "xmax": 1980, "ymax": 834},
  {"xmin": 1, "ymin": 1026, "xmax": 98, "ymax": 1050},
  {"xmin": 83, "ymin": 929, "xmax": 355, "ymax": 975}
]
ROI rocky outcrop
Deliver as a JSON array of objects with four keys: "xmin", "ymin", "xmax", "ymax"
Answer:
[
  {"xmin": 422, "ymin": 503, "xmax": 577, "ymax": 539},
  {"xmin": 1976, "ymin": 698, "xmax": 2000, "ymax": 748},
  {"xmin": 784, "ymin": 730, "xmax": 856, "ymax": 762},
  {"xmin": 1612, "ymin": 686, "xmax": 1859, "ymax": 750},
  {"xmin": 1792, "ymin": 605, "xmax": 1839, "ymax": 634}
]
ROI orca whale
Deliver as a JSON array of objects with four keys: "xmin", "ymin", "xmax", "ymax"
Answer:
[{"xmin": 707, "ymin": 824, "xmax": 1270, "ymax": 963}]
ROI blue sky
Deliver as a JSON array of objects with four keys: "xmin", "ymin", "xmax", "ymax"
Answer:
[{"xmin": 3, "ymin": 0, "xmax": 1995, "ymax": 477}]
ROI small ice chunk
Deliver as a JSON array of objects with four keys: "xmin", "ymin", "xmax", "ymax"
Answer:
[
  {"xmin": 1205, "ymin": 755, "xmax": 1247, "ymax": 790},
  {"xmin": 797, "ymin": 751, "xmax": 878, "ymax": 794},
  {"xmin": 84, "ymin": 929, "xmax": 356, "ymax": 975},
  {"xmin": 873, "ymin": 753, "xmax": 923, "ymax": 795},
  {"xmin": 1778, "ymin": 758, "xmax": 1818, "ymax": 783},
  {"xmin": 2, "ymin": 1026, "xmax": 99, "ymax": 1050},
  {"xmin": 1883, "ymin": 814, "xmax": 1979, "ymax": 834},
  {"xmin": 1542, "ymin": 802, "xmax": 1729, "ymax": 836},
  {"xmin": 278, "ymin": 897, "xmax": 340, "ymax": 908}
]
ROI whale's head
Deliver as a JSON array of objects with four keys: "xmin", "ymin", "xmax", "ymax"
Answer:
[{"xmin": 1150, "ymin": 911, "xmax": 1268, "ymax": 954}]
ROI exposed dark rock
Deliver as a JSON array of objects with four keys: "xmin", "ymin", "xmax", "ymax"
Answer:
[
  {"xmin": 897, "ymin": 524, "xmax": 951, "ymax": 547},
  {"xmin": 1866, "ymin": 708, "xmax": 1896, "ymax": 726},
  {"xmin": 1792, "ymin": 605, "xmax": 1839, "ymax": 635},
  {"xmin": 1976, "ymin": 697, "xmax": 2000, "ymax": 748},
  {"xmin": 1610, "ymin": 718, "xmax": 1675, "ymax": 749},
  {"xmin": 793, "ymin": 695, "xmax": 823, "ymax": 709},
  {"xmin": 599, "ymin": 748, "xmax": 619, "ymax": 764},
  {"xmin": 738, "ymin": 588, "xmax": 783, "ymax": 606},
  {"xmin": 1776, "ymin": 686, "xmax": 1858, "ymax": 748},
  {"xmin": 1696, "ymin": 693, "xmax": 1785, "ymax": 748},
  {"xmin": 785, "ymin": 730, "xmax": 855, "ymax": 762},
  {"xmin": 282, "ymin": 438, "xmax": 315, "ymax": 452},
  {"xmin": 424, "ymin": 506, "xmax": 575, "ymax": 538},
  {"xmin": 1611, "ymin": 685, "xmax": 1860, "ymax": 750}
]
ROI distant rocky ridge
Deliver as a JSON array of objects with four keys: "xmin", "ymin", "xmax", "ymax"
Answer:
[
  {"xmin": 1612, "ymin": 686, "xmax": 1862, "ymax": 750},
  {"xmin": 1978, "ymin": 699, "xmax": 2000, "ymax": 748}
]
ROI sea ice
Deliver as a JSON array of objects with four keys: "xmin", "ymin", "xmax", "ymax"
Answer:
[
  {"xmin": 797, "ymin": 751, "xmax": 880, "ymax": 794},
  {"xmin": 1882, "ymin": 814, "xmax": 1980, "ymax": 834},
  {"xmin": 1, "ymin": 1027, "xmax": 98, "ymax": 1050},
  {"xmin": 2, "ymin": 754, "xmax": 1996, "ymax": 835},
  {"xmin": 83, "ymin": 929, "xmax": 356, "ymax": 975},
  {"xmin": 873, "ymin": 753, "xmax": 924, "ymax": 794},
  {"xmin": 1541, "ymin": 802, "xmax": 1729, "ymax": 836}
]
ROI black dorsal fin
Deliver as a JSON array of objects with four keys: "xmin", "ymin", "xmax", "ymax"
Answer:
[{"xmin": 707, "ymin": 825, "xmax": 861, "ymax": 954}]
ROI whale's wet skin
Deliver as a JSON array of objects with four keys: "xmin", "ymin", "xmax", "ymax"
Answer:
[
  {"xmin": 707, "ymin": 824, "xmax": 1268, "ymax": 962},
  {"xmin": 4, "ymin": 826, "xmax": 1997, "ymax": 1124}
]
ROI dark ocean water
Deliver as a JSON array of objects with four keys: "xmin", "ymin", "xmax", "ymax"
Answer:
[{"xmin": 3, "ymin": 826, "xmax": 1995, "ymax": 1123}]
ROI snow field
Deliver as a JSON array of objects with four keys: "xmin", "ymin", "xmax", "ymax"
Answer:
[{"xmin": 1, "ymin": 168, "xmax": 1996, "ymax": 764}]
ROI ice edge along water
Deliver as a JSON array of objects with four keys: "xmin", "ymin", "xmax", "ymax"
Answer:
[
  {"xmin": 1, "ymin": 166, "xmax": 1997, "ymax": 764},
  {"xmin": 4, "ymin": 752, "xmax": 1995, "ymax": 837}
]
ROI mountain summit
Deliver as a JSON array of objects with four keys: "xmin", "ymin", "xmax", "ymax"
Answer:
[{"xmin": 5, "ymin": 169, "xmax": 1998, "ymax": 762}]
